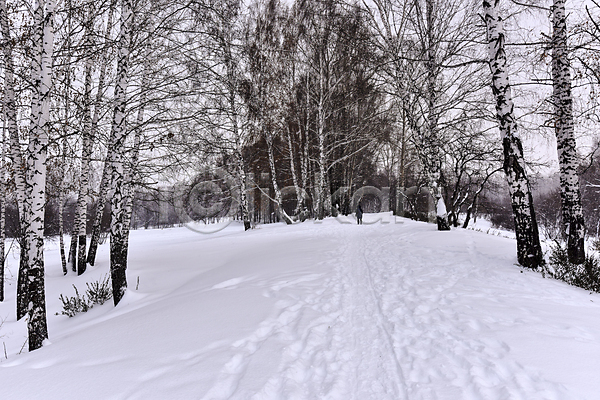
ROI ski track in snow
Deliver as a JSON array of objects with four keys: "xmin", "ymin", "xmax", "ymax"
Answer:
[{"xmin": 200, "ymin": 223, "xmax": 573, "ymax": 400}]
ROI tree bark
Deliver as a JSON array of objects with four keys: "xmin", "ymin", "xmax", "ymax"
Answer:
[
  {"xmin": 2, "ymin": 0, "xmax": 29, "ymax": 319},
  {"xmin": 552, "ymin": 0, "xmax": 586, "ymax": 264},
  {"xmin": 109, "ymin": 0, "xmax": 133, "ymax": 306},
  {"xmin": 87, "ymin": 1, "xmax": 116, "ymax": 266},
  {"xmin": 0, "ymin": 117, "xmax": 5, "ymax": 301},
  {"xmin": 0, "ymin": 0, "xmax": 13, "ymax": 301},
  {"xmin": 266, "ymin": 136, "xmax": 293, "ymax": 224},
  {"xmin": 286, "ymin": 125, "xmax": 305, "ymax": 215},
  {"xmin": 483, "ymin": 0, "xmax": 544, "ymax": 269},
  {"xmin": 424, "ymin": 0, "xmax": 450, "ymax": 231},
  {"xmin": 26, "ymin": 0, "xmax": 56, "ymax": 350},
  {"xmin": 75, "ymin": 10, "xmax": 97, "ymax": 275},
  {"xmin": 121, "ymin": 43, "xmax": 150, "ymax": 266}
]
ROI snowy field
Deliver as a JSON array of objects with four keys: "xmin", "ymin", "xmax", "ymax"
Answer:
[{"xmin": 1, "ymin": 215, "xmax": 600, "ymax": 399}]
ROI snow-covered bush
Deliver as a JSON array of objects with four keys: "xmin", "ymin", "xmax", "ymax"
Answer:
[
  {"xmin": 548, "ymin": 242, "xmax": 600, "ymax": 292},
  {"xmin": 58, "ymin": 276, "xmax": 112, "ymax": 317}
]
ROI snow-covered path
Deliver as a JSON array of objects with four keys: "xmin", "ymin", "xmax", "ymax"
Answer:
[{"xmin": 1, "ymin": 217, "xmax": 600, "ymax": 399}]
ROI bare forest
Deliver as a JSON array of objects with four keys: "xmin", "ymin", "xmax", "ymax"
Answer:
[{"xmin": 2, "ymin": 0, "xmax": 600, "ymax": 350}]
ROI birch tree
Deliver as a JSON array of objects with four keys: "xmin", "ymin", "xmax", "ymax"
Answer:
[
  {"xmin": 0, "ymin": 0, "xmax": 15, "ymax": 302},
  {"xmin": 73, "ymin": 5, "xmax": 98, "ymax": 275},
  {"xmin": 192, "ymin": 0, "xmax": 253, "ymax": 230},
  {"xmin": 551, "ymin": 0, "xmax": 585, "ymax": 264},
  {"xmin": 0, "ymin": 119, "xmax": 5, "ymax": 302},
  {"xmin": 1, "ymin": 0, "xmax": 30, "ymax": 319},
  {"xmin": 24, "ymin": 0, "xmax": 57, "ymax": 350},
  {"xmin": 245, "ymin": 0, "xmax": 294, "ymax": 224},
  {"xmin": 109, "ymin": 0, "xmax": 133, "ymax": 305},
  {"xmin": 483, "ymin": 0, "xmax": 544, "ymax": 269},
  {"xmin": 86, "ymin": 0, "xmax": 115, "ymax": 267}
]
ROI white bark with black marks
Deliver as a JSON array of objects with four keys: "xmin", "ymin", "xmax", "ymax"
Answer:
[
  {"xmin": 109, "ymin": 0, "xmax": 133, "ymax": 306},
  {"xmin": 483, "ymin": 0, "xmax": 544, "ymax": 269},
  {"xmin": 26, "ymin": 0, "xmax": 56, "ymax": 350},
  {"xmin": 75, "ymin": 9, "xmax": 98, "ymax": 275},
  {"xmin": 87, "ymin": 1, "xmax": 116, "ymax": 266},
  {"xmin": 552, "ymin": 0, "xmax": 585, "ymax": 264},
  {"xmin": 2, "ymin": 0, "xmax": 29, "ymax": 319}
]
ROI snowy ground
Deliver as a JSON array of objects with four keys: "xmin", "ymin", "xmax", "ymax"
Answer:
[{"xmin": 1, "ymin": 214, "xmax": 600, "ymax": 399}]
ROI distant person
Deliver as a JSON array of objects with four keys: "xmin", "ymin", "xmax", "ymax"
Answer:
[{"xmin": 356, "ymin": 203, "xmax": 363, "ymax": 225}]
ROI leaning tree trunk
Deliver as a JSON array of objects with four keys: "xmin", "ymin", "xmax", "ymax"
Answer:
[
  {"xmin": 26, "ymin": 0, "xmax": 56, "ymax": 351},
  {"xmin": 483, "ymin": 0, "xmax": 544, "ymax": 270},
  {"xmin": 552, "ymin": 0, "xmax": 585, "ymax": 264},
  {"xmin": 86, "ymin": 1, "xmax": 115, "ymax": 266},
  {"xmin": 109, "ymin": 0, "xmax": 133, "ymax": 306}
]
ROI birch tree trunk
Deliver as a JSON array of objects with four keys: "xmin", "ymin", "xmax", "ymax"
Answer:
[
  {"xmin": 552, "ymin": 0, "xmax": 586, "ymax": 264},
  {"xmin": 1, "ymin": 0, "xmax": 15, "ymax": 301},
  {"xmin": 2, "ymin": 0, "xmax": 30, "ymax": 319},
  {"xmin": 57, "ymin": 0, "xmax": 73, "ymax": 276},
  {"xmin": 315, "ymin": 55, "xmax": 331, "ymax": 220},
  {"xmin": 483, "ymin": 0, "xmax": 544, "ymax": 269},
  {"xmin": 109, "ymin": 0, "xmax": 133, "ymax": 306},
  {"xmin": 225, "ymin": 42, "xmax": 251, "ymax": 230},
  {"xmin": 266, "ymin": 136, "xmax": 293, "ymax": 224},
  {"xmin": 286, "ymin": 125, "xmax": 304, "ymax": 215},
  {"xmin": 68, "ymin": 212, "xmax": 78, "ymax": 272},
  {"xmin": 121, "ymin": 44, "xmax": 150, "ymax": 264},
  {"xmin": 26, "ymin": 0, "xmax": 56, "ymax": 350},
  {"xmin": 0, "ymin": 119, "xmax": 5, "ymax": 302},
  {"xmin": 74, "ymin": 12, "xmax": 96, "ymax": 275},
  {"xmin": 87, "ymin": 1, "xmax": 116, "ymax": 266},
  {"xmin": 87, "ymin": 157, "xmax": 110, "ymax": 266},
  {"xmin": 424, "ymin": 0, "xmax": 450, "ymax": 231}
]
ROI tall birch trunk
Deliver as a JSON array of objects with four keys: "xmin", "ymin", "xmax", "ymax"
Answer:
[
  {"xmin": 315, "ymin": 54, "xmax": 330, "ymax": 220},
  {"xmin": 224, "ymin": 38, "xmax": 250, "ymax": 230},
  {"xmin": 2, "ymin": 0, "xmax": 29, "ymax": 319},
  {"xmin": 1, "ymin": 0, "xmax": 14, "ymax": 301},
  {"xmin": 109, "ymin": 0, "xmax": 133, "ymax": 306},
  {"xmin": 424, "ymin": 0, "xmax": 450, "ymax": 231},
  {"xmin": 121, "ymin": 44, "xmax": 150, "ymax": 264},
  {"xmin": 0, "ymin": 118, "xmax": 5, "ymax": 301},
  {"xmin": 552, "ymin": 0, "xmax": 585, "ymax": 264},
  {"xmin": 483, "ymin": 0, "xmax": 544, "ymax": 270},
  {"xmin": 74, "ymin": 12, "xmax": 96, "ymax": 275},
  {"xmin": 26, "ymin": 0, "xmax": 56, "ymax": 350},
  {"xmin": 234, "ymin": 148, "xmax": 251, "ymax": 230},
  {"xmin": 57, "ymin": 0, "xmax": 72, "ymax": 276},
  {"xmin": 87, "ymin": 1, "xmax": 116, "ymax": 266}
]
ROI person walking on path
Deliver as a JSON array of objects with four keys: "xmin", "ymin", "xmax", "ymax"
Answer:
[{"xmin": 356, "ymin": 203, "xmax": 363, "ymax": 225}]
